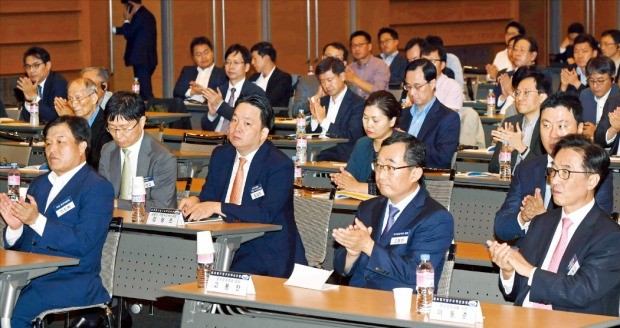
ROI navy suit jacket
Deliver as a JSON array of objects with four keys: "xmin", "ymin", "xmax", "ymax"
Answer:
[
  {"xmin": 500, "ymin": 205, "xmax": 620, "ymax": 316},
  {"xmin": 199, "ymin": 141, "xmax": 307, "ymax": 277},
  {"xmin": 579, "ymin": 84, "xmax": 620, "ymax": 125},
  {"xmin": 200, "ymin": 80, "xmax": 266, "ymax": 131},
  {"xmin": 379, "ymin": 54, "xmax": 408, "ymax": 89},
  {"xmin": 172, "ymin": 65, "xmax": 228, "ymax": 99},
  {"xmin": 16, "ymin": 71, "xmax": 67, "ymax": 123},
  {"xmin": 3, "ymin": 164, "xmax": 114, "ymax": 306},
  {"xmin": 249, "ymin": 67, "xmax": 293, "ymax": 107},
  {"xmin": 309, "ymin": 89, "xmax": 365, "ymax": 162},
  {"xmin": 494, "ymin": 154, "xmax": 614, "ymax": 242},
  {"xmin": 489, "ymin": 114, "xmax": 545, "ymax": 173},
  {"xmin": 399, "ymin": 99, "xmax": 460, "ymax": 169},
  {"xmin": 334, "ymin": 188, "xmax": 454, "ymax": 291},
  {"xmin": 115, "ymin": 5, "xmax": 157, "ymax": 69},
  {"xmin": 594, "ymin": 94, "xmax": 620, "ymax": 154}
]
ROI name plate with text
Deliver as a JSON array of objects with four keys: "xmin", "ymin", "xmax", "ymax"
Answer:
[
  {"xmin": 429, "ymin": 296, "xmax": 483, "ymax": 324},
  {"xmin": 206, "ymin": 270, "xmax": 256, "ymax": 296},
  {"xmin": 146, "ymin": 208, "xmax": 185, "ymax": 227}
]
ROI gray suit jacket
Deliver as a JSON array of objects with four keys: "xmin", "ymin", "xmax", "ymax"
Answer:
[{"xmin": 98, "ymin": 133, "xmax": 177, "ymax": 210}]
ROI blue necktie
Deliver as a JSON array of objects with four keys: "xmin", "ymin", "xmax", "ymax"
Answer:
[{"xmin": 381, "ymin": 204, "xmax": 400, "ymax": 239}]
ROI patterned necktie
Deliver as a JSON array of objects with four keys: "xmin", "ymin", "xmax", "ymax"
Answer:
[
  {"xmin": 120, "ymin": 148, "xmax": 132, "ymax": 200},
  {"xmin": 381, "ymin": 204, "xmax": 400, "ymax": 239},
  {"xmin": 37, "ymin": 85, "xmax": 42, "ymax": 99},
  {"xmin": 532, "ymin": 217, "xmax": 573, "ymax": 310},
  {"xmin": 229, "ymin": 157, "xmax": 247, "ymax": 205},
  {"xmin": 220, "ymin": 88, "xmax": 236, "ymax": 132}
]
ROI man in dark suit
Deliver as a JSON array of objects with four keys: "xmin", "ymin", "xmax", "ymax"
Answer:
[
  {"xmin": 494, "ymin": 36, "xmax": 538, "ymax": 111},
  {"xmin": 99, "ymin": 92, "xmax": 177, "ymax": 210},
  {"xmin": 377, "ymin": 27, "xmax": 408, "ymax": 90},
  {"xmin": 114, "ymin": 0, "xmax": 157, "ymax": 100},
  {"xmin": 495, "ymin": 93, "xmax": 614, "ymax": 242},
  {"xmin": 560, "ymin": 34, "xmax": 599, "ymax": 95},
  {"xmin": 578, "ymin": 56, "xmax": 619, "ymax": 140},
  {"xmin": 173, "ymin": 36, "xmax": 227, "ymax": 101},
  {"xmin": 399, "ymin": 59, "xmax": 460, "ymax": 169},
  {"xmin": 1, "ymin": 116, "xmax": 114, "ymax": 327},
  {"xmin": 489, "ymin": 66, "xmax": 550, "ymax": 173},
  {"xmin": 594, "ymin": 94, "xmax": 620, "ymax": 155},
  {"xmin": 308, "ymin": 57, "xmax": 365, "ymax": 162},
  {"xmin": 180, "ymin": 94, "xmax": 306, "ymax": 278},
  {"xmin": 249, "ymin": 42, "xmax": 293, "ymax": 107},
  {"xmin": 488, "ymin": 134, "xmax": 620, "ymax": 316},
  {"xmin": 333, "ymin": 134, "xmax": 454, "ymax": 291},
  {"xmin": 201, "ymin": 44, "xmax": 265, "ymax": 132},
  {"xmin": 15, "ymin": 46, "xmax": 67, "ymax": 123}
]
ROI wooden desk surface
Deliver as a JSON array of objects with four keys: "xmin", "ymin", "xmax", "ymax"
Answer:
[
  {"xmin": 0, "ymin": 122, "xmax": 46, "ymax": 132},
  {"xmin": 171, "ymin": 150, "xmax": 213, "ymax": 160},
  {"xmin": 480, "ymin": 114, "xmax": 504, "ymax": 124},
  {"xmin": 147, "ymin": 128, "xmax": 226, "ymax": 140},
  {"xmin": 176, "ymin": 177, "xmax": 206, "ymax": 194},
  {"xmin": 455, "ymin": 241, "xmax": 492, "ymax": 266},
  {"xmin": 0, "ymin": 249, "xmax": 79, "ymax": 273},
  {"xmin": 162, "ymin": 275, "xmax": 619, "ymax": 328},
  {"xmin": 145, "ymin": 111, "xmax": 191, "ymax": 119},
  {"xmin": 0, "ymin": 168, "xmax": 47, "ymax": 179},
  {"xmin": 457, "ymin": 149, "xmax": 493, "ymax": 161}
]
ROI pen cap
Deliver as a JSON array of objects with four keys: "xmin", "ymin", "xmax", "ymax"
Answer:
[
  {"xmin": 132, "ymin": 176, "xmax": 146, "ymax": 195},
  {"xmin": 197, "ymin": 231, "xmax": 215, "ymax": 263}
]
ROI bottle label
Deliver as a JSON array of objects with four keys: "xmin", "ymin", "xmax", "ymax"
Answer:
[
  {"xmin": 416, "ymin": 271, "xmax": 434, "ymax": 288},
  {"xmin": 132, "ymin": 84, "xmax": 140, "ymax": 93},
  {"xmin": 499, "ymin": 152, "xmax": 511, "ymax": 162},
  {"xmin": 297, "ymin": 118, "xmax": 305, "ymax": 126},
  {"xmin": 294, "ymin": 166, "xmax": 302, "ymax": 178},
  {"xmin": 30, "ymin": 103, "xmax": 39, "ymax": 113},
  {"xmin": 197, "ymin": 253, "xmax": 214, "ymax": 264},
  {"xmin": 8, "ymin": 176, "xmax": 20, "ymax": 185},
  {"xmin": 296, "ymin": 138, "xmax": 307, "ymax": 147},
  {"xmin": 132, "ymin": 194, "xmax": 146, "ymax": 202}
]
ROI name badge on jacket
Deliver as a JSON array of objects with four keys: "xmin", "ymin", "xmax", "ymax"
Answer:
[
  {"xmin": 54, "ymin": 197, "xmax": 76, "ymax": 217},
  {"xmin": 390, "ymin": 231, "xmax": 409, "ymax": 245},
  {"xmin": 250, "ymin": 184, "xmax": 265, "ymax": 200},
  {"xmin": 144, "ymin": 176, "xmax": 155, "ymax": 188},
  {"xmin": 567, "ymin": 255, "xmax": 580, "ymax": 276}
]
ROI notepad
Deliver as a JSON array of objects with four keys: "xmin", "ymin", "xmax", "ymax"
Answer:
[{"xmin": 334, "ymin": 190, "xmax": 376, "ymax": 201}]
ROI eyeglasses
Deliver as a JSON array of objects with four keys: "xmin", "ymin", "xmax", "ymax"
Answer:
[
  {"xmin": 587, "ymin": 77, "xmax": 611, "ymax": 86},
  {"xmin": 106, "ymin": 120, "xmax": 140, "ymax": 135},
  {"xmin": 193, "ymin": 50, "xmax": 212, "ymax": 57},
  {"xmin": 379, "ymin": 39, "xmax": 394, "ymax": 45},
  {"xmin": 403, "ymin": 81, "xmax": 429, "ymax": 91},
  {"xmin": 512, "ymin": 90, "xmax": 542, "ymax": 98},
  {"xmin": 67, "ymin": 92, "xmax": 96, "ymax": 104},
  {"xmin": 23, "ymin": 62, "xmax": 44, "ymax": 70},
  {"xmin": 371, "ymin": 162, "xmax": 416, "ymax": 175},
  {"xmin": 546, "ymin": 167, "xmax": 590, "ymax": 180},
  {"xmin": 350, "ymin": 42, "xmax": 369, "ymax": 49},
  {"xmin": 224, "ymin": 61, "xmax": 245, "ymax": 66}
]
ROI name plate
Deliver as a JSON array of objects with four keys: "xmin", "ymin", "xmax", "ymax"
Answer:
[
  {"xmin": 205, "ymin": 270, "xmax": 256, "ymax": 296},
  {"xmin": 146, "ymin": 208, "xmax": 185, "ymax": 227},
  {"xmin": 429, "ymin": 296, "xmax": 483, "ymax": 324}
]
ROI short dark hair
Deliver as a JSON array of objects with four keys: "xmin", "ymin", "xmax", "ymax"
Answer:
[
  {"xmin": 567, "ymin": 22, "xmax": 585, "ymax": 34},
  {"xmin": 406, "ymin": 59, "xmax": 437, "ymax": 82},
  {"xmin": 552, "ymin": 134, "xmax": 609, "ymax": 188},
  {"xmin": 251, "ymin": 41, "xmax": 277, "ymax": 62},
  {"xmin": 505, "ymin": 21, "xmax": 526, "ymax": 35},
  {"xmin": 381, "ymin": 133, "xmax": 426, "ymax": 168},
  {"xmin": 601, "ymin": 29, "xmax": 620, "ymax": 44},
  {"xmin": 23, "ymin": 46, "xmax": 50, "ymax": 64},
  {"xmin": 378, "ymin": 27, "xmax": 398, "ymax": 41},
  {"xmin": 350, "ymin": 30, "xmax": 371, "ymax": 43},
  {"xmin": 322, "ymin": 42, "xmax": 348, "ymax": 62},
  {"xmin": 424, "ymin": 35, "xmax": 444, "ymax": 47},
  {"xmin": 365, "ymin": 90, "xmax": 401, "ymax": 123},
  {"xmin": 315, "ymin": 57, "xmax": 346, "ymax": 76},
  {"xmin": 421, "ymin": 44, "xmax": 447, "ymax": 62},
  {"xmin": 405, "ymin": 38, "xmax": 427, "ymax": 52},
  {"xmin": 540, "ymin": 92, "xmax": 584, "ymax": 124},
  {"xmin": 513, "ymin": 35, "xmax": 539, "ymax": 53},
  {"xmin": 224, "ymin": 44, "xmax": 251, "ymax": 64},
  {"xmin": 235, "ymin": 94, "xmax": 274, "ymax": 131},
  {"xmin": 586, "ymin": 56, "xmax": 616, "ymax": 78},
  {"xmin": 44, "ymin": 115, "xmax": 91, "ymax": 150},
  {"xmin": 511, "ymin": 65, "xmax": 551, "ymax": 94},
  {"xmin": 190, "ymin": 36, "xmax": 213, "ymax": 55},
  {"xmin": 80, "ymin": 66, "xmax": 110, "ymax": 83},
  {"xmin": 573, "ymin": 33, "xmax": 599, "ymax": 52},
  {"xmin": 121, "ymin": 0, "xmax": 141, "ymax": 4},
  {"xmin": 104, "ymin": 91, "xmax": 146, "ymax": 122}
]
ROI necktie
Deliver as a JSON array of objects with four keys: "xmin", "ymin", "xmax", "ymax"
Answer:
[
  {"xmin": 220, "ymin": 88, "xmax": 236, "ymax": 132},
  {"xmin": 37, "ymin": 85, "xmax": 42, "ymax": 99},
  {"xmin": 381, "ymin": 204, "xmax": 400, "ymax": 239},
  {"xmin": 120, "ymin": 148, "xmax": 132, "ymax": 200},
  {"xmin": 533, "ymin": 217, "xmax": 573, "ymax": 310},
  {"xmin": 543, "ymin": 175, "xmax": 552, "ymax": 209},
  {"xmin": 229, "ymin": 157, "xmax": 247, "ymax": 205}
]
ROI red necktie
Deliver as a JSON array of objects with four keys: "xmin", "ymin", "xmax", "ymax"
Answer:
[{"xmin": 229, "ymin": 157, "xmax": 247, "ymax": 205}]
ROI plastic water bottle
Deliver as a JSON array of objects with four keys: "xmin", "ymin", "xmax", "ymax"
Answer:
[
  {"xmin": 296, "ymin": 110, "xmax": 307, "ymax": 165},
  {"xmin": 307, "ymin": 65, "xmax": 314, "ymax": 76},
  {"xmin": 131, "ymin": 176, "xmax": 146, "ymax": 223},
  {"xmin": 30, "ymin": 102, "xmax": 39, "ymax": 126},
  {"xmin": 416, "ymin": 254, "xmax": 434, "ymax": 314},
  {"xmin": 7, "ymin": 163, "xmax": 20, "ymax": 202},
  {"xmin": 486, "ymin": 89, "xmax": 496, "ymax": 116},
  {"xmin": 197, "ymin": 252, "xmax": 214, "ymax": 290},
  {"xmin": 499, "ymin": 141, "xmax": 511, "ymax": 180},
  {"xmin": 131, "ymin": 77, "xmax": 140, "ymax": 95}
]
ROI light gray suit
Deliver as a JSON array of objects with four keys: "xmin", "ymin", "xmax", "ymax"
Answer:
[{"xmin": 99, "ymin": 133, "xmax": 177, "ymax": 210}]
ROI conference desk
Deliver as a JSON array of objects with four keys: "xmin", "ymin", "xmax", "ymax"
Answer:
[
  {"xmin": 160, "ymin": 275, "xmax": 620, "ymax": 328},
  {"xmin": 146, "ymin": 128, "xmax": 226, "ymax": 151},
  {"xmin": 0, "ymin": 249, "xmax": 79, "ymax": 327},
  {"xmin": 112, "ymin": 209, "xmax": 281, "ymax": 301},
  {"xmin": 456, "ymin": 149, "xmax": 492, "ymax": 172},
  {"xmin": 267, "ymin": 135, "xmax": 349, "ymax": 159},
  {"xmin": 145, "ymin": 111, "xmax": 192, "ymax": 125},
  {"xmin": 0, "ymin": 122, "xmax": 45, "ymax": 138},
  {"xmin": 272, "ymin": 117, "xmax": 297, "ymax": 135},
  {"xmin": 0, "ymin": 167, "xmax": 47, "ymax": 193},
  {"xmin": 183, "ymin": 102, "xmax": 208, "ymax": 130}
]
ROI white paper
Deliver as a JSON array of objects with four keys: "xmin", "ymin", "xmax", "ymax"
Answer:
[{"xmin": 284, "ymin": 264, "xmax": 339, "ymax": 291}]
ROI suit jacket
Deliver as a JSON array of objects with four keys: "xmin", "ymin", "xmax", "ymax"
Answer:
[
  {"xmin": 115, "ymin": 5, "xmax": 157, "ymax": 68},
  {"xmin": 200, "ymin": 80, "xmax": 266, "ymax": 131},
  {"xmin": 579, "ymin": 84, "xmax": 620, "ymax": 124},
  {"xmin": 334, "ymin": 188, "xmax": 454, "ymax": 291},
  {"xmin": 198, "ymin": 141, "xmax": 307, "ymax": 277},
  {"xmin": 291, "ymin": 75, "xmax": 319, "ymax": 115},
  {"xmin": 172, "ymin": 65, "xmax": 228, "ymax": 99},
  {"xmin": 98, "ymin": 133, "xmax": 177, "ymax": 210},
  {"xmin": 378, "ymin": 54, "xmax": 408, "ymax": 89},
  {"xmin": 249, "ymin": 67, "xmax": 293, "ymax": 107},
  {"xmin": 494, "ymin": 155, "xmax": 614, "ymax": 242},
  {"xmin": 3, "ymin": 164, "xmax": 114, "ymax": 306},
  {"xmin": 87, "ymin": 108, "xmax": 113, "ymax": 170},
  {"xmin": 594, "ymin": 94, "xmax": 620, "ymax": 154},
  {"xmin": 500, "ymin": 205, "xmax": 620, "ymax": 316},
  {"xmin": 489, "ymin": 114, "xmax": 544, "ymax": 173},
  {"xmin": 310, "ymin": 89, "xmax": 365, "ymax": 162},
  {"xmin": 399, "ymin": 99, "xmax": 460, "ymax": 169},
  {"xmin": 16, "ymin": 71, "xmax": 68, "ymax": 123}
]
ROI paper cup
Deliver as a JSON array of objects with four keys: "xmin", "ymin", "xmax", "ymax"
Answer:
[{"xmin": 393, "ymin": 287, "xmax": 413, "ymax": 314}]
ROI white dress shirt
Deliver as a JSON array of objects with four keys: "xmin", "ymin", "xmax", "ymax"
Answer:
[
  {"xmin": 311, "ymin": 86, "xmax": 348, "ymax": 133},
  {"xmin": 224, "ymin": 149, "xmax": 259, "ymax": 204},
  {"xmin": 254, "ymin": 67, "xmax": 275, "ymax": 92},
  {"xmin": 381, "ymin": 186, "xmax": 420, "ymax": 232},
  {"xmin": 185, "ymin": 64, "xmax": 215, "ymax": 102},
  {"xmin": 208, "ymin": 79, "xmax": 246, "ymax": 132},
  {"xmin": 594, "ymin": 88, "xmax": 612, "ymax": 125}
]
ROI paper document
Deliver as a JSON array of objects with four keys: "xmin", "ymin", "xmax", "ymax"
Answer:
[
  {"xmin": 334, "ymin": 190, "xmax": 377, "ymax": 201},
  {"xmin": 284, "ymin": 264, "xmax": 339, "ymax": 291}
]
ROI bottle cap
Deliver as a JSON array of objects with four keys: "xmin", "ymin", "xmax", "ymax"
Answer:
[
  {"xmin": 420, "ymin": 254, "xmax": 430, "ymax": 261},
  {"xmin": 132, "ymin": 176, "xmax": 146, "ymax": 195}
]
